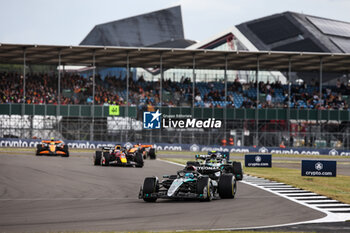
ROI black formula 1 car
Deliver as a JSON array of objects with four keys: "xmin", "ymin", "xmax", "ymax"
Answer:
[
  {"xmin": 139, "ymin": 165, "xmax": 236, "ymax": 202},
  {"xmin": 94, "ymin": 145, "xmax": 143, "ymax": 167},
  {"xmin": 186, "ymin": 151, "xmax": 243, "ymax": 180},
  {"xmin": 36, "ymin": 139, "xmax": 69, "ymax": 157}
]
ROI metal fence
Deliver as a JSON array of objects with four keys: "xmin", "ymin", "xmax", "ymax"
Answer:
[
  {"xmin": 2, "ymin": 104, "xmax": 350, "ymax": 121},
  {"xmin": 1, "ymin": 103, "xmax": 350, "ymax": 149}
]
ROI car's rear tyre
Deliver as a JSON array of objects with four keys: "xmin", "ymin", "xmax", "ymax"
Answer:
[
  {"xmin": 102, "ymin": 152, "xmax": 110, "ymax": 166},
  {"xmin": 142, "ymin": 177, "xmax": 158, "ymax": 202},
  {"xmin": 148, "ymin": 148, "xmax": 156, "ymax": 159},
  {"xmin": 61, "ymin": 145, "xmax": 69, "ymax": 157},
  {"xmin": 218, "ymin": 174, "xmax": 236, "ymax": 199},
  {"xmin": 94, "ymin": 151, "xmax": 102, "ymax": 165},
  {"xmin": 64, "ymin": 145, "xmax": 69, "ymax": 156},
  {"xmin": 135, "ymin": 152, "xmax": 144, "ymax": 168},
  {"xmin": 232, "ymin": 162, "xmax": 243, "ymax": 180},
  {"xmin": 36, "ymin": 145, "xmax": 42, "ymax": 156},
  {"xmin": 197, "ymin": 176, "xmax": 212, "ymax": 201}
]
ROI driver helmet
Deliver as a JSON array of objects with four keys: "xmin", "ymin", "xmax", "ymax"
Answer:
[
  {"xmin": 209, "ymin": 153, "xmax": 217, "ymax": 163},
  {"xmin": 185, "ymin": 165, "xmax": 197, "ymax": 172},
  {"xmin": 185, "ymin": 173, "xmax": 194, "ymax": 179}
]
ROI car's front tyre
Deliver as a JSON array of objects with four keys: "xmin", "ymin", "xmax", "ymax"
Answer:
[
  {"xmin": 135, "ymin": 152, "xmax": 144, "ymax": 168},
  {"xmin": 142, "ymin": 177, "xmax": 158, "ymax": 202},
  {"xmin": 197, "ymin": 176, "xmax": 212, "ymax": 201},
  {"xmin": 148, "ymin": 148, "xmax": 156, "ymax": 159},
  {"xmin": 232, "ymin": 162, "xmax": 243, "ymax": 180},
  {"xmin": 94, "ymin": 151, "xmax": 102, "ymax": 165},
  {"xmin": 218, "ymin": 174, "xmax": 236, "ymax": 199},
  {"xmin": 101, "ymin": 152, "xmax": 110, "ymax": 166}
]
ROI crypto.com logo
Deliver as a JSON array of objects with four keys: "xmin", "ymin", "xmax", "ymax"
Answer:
[
  {"xmin": 259, "ymin": 147, "xmax": 269, "ymax": 153},
  {"xmin": 143, "ymin": 110, "xmax": 161, "ymax": 129},
  {"xmin": 190, "ymin": 144, "xmax": 200, "ymax": 152},
  {"xmin": 255, "ymin": 156, "xmax": 262, "ymax": 163},
  {"xmin": 315, "ymin": 162, "xmax": 323, "ymax": 171},
  {"xmin": 328, "ymin": 149, "xmax": 339, "ymax": 156}
]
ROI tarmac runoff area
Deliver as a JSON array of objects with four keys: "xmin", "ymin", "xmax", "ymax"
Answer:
[{"xmin": 0, "ymin": 150, "xmax": 349, "ymax": 232}]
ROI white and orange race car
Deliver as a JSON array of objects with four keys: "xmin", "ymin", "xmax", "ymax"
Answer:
[
  {"xmin": 36, "ymin": 139, "xmax": 69, "ymax": 157},
  {"xmin": 127, "ymin": 144, "xmax": 156, "ymax": 159}
]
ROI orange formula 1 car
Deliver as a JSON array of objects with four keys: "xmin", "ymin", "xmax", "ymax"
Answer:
[
  {"xmin": 127, "ymin": 144, "xmax": 156, "ymax": 159},
  {"xmin": 36, "ymin": 139, "xmax": 69, "ymax": 157}
]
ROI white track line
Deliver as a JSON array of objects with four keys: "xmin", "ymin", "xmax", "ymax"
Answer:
[
  {"xmin": 316, "ymin": 204, "xmax": 350, "ymax": 207},
  {"xmin": 276, "ymin": 190, "xmax": 312, "ymax": 193},
  {"xmin": 270, "ymin": 187, "xmax": 304, "ymax": 190},
  {"xmin": 241, "ymin": 174, "xmax": 350, "ymax": 223},
  {"xmin": 296, "ymin": 196, "xmax": 331, "ymax": 200},
  {"xmin": 0, "ymin": 197, "xmax": 136, "ymax": 201},
  {"xmin": 159, "ymin": 159, "xmax": 350, "ymax": 231},
  {"xmin": 307, "ymin": 199, "xmax": 340, "ymax": 202},
  {"xmin": 322, "ymin": 208, "xmax": 350, "ymax": 212},
  {"xmin": 258, "ymin": 184, "xmax": 290, "ymax": 186},
  {"xmin": 285, "ymin": 193, "xmax": 320, "ymax": 196}
]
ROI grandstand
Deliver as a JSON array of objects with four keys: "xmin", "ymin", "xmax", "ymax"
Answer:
[
  {"xmin": 2, "ymin": 71, "xmax": 349, "ymax": 110},
  {"xmin": 1, "ymin": 7, "xmax": 350, "ymax": 150}
]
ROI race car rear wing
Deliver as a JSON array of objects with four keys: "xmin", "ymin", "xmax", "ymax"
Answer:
[
  {"xmin": 208, "ymin": 151, "xmax": 230, "ymax": 160},
  {"xmin": 41, "ymin": 140, "xmax": 64, "ymax": 144},
  {"xmin": 101, "ymin": 146, "xmax": 115, "ymax": 151},
  {"xmin": 195, "ymin": 152, "xmax": 229, "ymax": 160}
]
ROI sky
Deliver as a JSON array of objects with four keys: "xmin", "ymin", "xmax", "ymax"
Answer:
[{"xmin": 1, "ymin": 0, "xmax": 350, "ymax": 45}]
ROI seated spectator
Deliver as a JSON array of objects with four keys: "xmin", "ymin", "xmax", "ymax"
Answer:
[
  {"xmin": 195, "ymin": 94, "xmax": 202, "ymax": 103},
  {"xmin": 0, "ymin": 72, "xmax": 346, "ymax": 110},
  {"xmin": 266, "ymin": 92, "xmax": 272, "ymax": 106}
]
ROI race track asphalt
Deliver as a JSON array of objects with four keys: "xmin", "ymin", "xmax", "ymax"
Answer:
[{"xmin": 0, "ymin": 151, "xmax": 326, "ymax": 232}]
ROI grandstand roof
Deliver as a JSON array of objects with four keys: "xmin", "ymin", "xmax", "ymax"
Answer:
[
  {"xmin": 0, "ymin": 43, "xmax": 350, "ymax": 72},
  {"xmin": 147, "ymin": 39, "xmax": 196, "ymax": 49},
  {"xmin": 237, "ymin": 11, "xmax": 350, "ymax": 53},
  {"xmin": 80, "ymin": 6, "xmax": 194, "ymax": 48}
]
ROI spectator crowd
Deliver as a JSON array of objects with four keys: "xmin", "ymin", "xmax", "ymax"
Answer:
[{"xmin": 0, "ymin": 72, "xmax": 349, "ymax": 110}]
